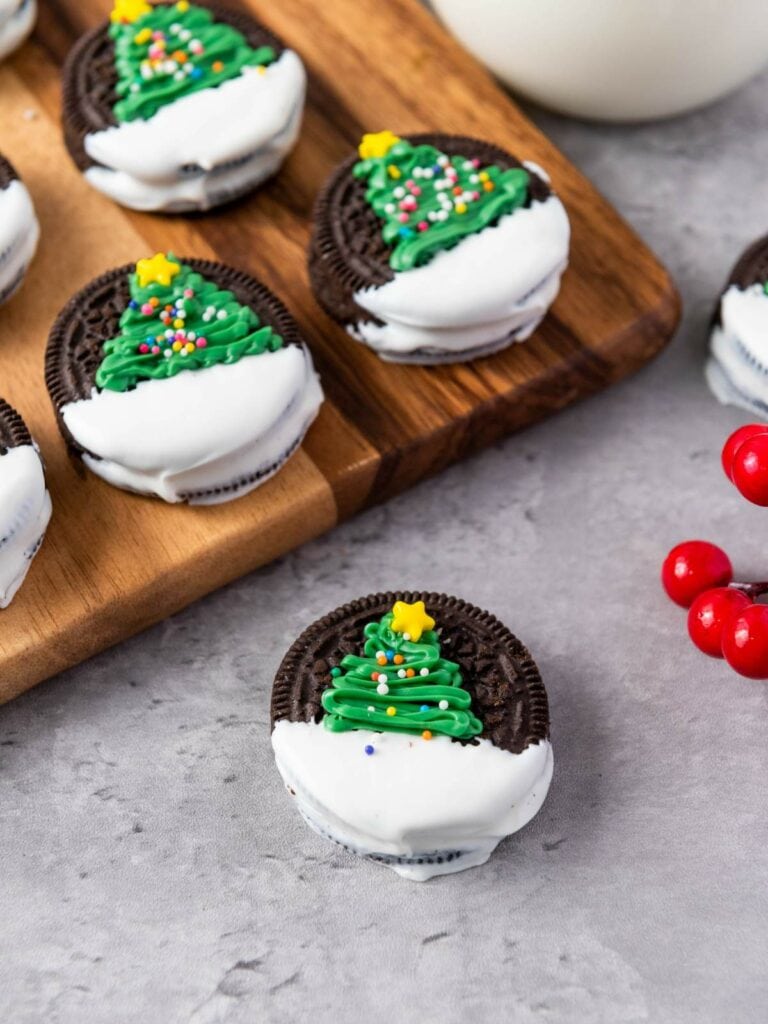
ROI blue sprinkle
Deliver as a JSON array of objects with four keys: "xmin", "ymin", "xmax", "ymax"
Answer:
[
  {"xmin": 129, "ymin": 300, "xmax": 139, "ymax": 309},
  {"xmin": 432, "ymin": 164, "xmax": 441, "ymax": 174},
  {"xmin": 191, "ymin": 68, "xmax": 203, "ymax": 79},
  {"xmin": 385, "ymin": 649, "xmax": 395, "ymax": 662},
  {"xmin": 420, "ymin": 705, "xmax": 429, "ymax": 712},
  {"xmin": 364, "ymin": 744, "xmax": 374, "ymax": 756},
  {"xmin": 398, "ymin": 227, "xmax": 414, "ymax": 239}
]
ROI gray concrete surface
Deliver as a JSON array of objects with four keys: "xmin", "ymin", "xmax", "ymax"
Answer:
[{"xmin": 2, "ymin": 64, "xmax": 768, "ymax": 1024}]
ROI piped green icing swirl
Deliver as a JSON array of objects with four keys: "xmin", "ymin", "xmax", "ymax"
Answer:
[
  {"xmin": 110, "ymin": 2, "xmax": 276, "ymax": 123},
  {"xmin": 321, "ymin": 609, "xmax": 483, "ymax": 740},
  {"xmin": 353, "ymin": 137, "xmax": 530, "ymax": 272},
  {"xmin": 95, "ymin": 254, "xmax": 283, "ymax": 392}
]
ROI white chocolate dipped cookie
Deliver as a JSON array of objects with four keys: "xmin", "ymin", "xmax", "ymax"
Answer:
[
  {"xmin": 62, "ymin": 0, "xmax": 305, "ymax": 213},
  {"xmin": 309, "ymin": 131, "xmax": 569, "ymax": 364},
  {"xmin": 272, "ymin": 593, "xmax": 552, "ymax": 881},
  {"xmin": 708, "ymin": 234, "xmax": 768, "ymax": 416},
  {"xmin": 45, "ymin": 253, "xmax": 323, "ymax": 504},
  {"xmin": 0, "ymin": 399, "xmax": 51, "ymax": 609},
  {"xmin": 0, "ymin": 154, "xmax": 39, "ymax": 306},
  {"xmin": 0, "ymin": 0, "xmax": 35, "ymax": 62}
]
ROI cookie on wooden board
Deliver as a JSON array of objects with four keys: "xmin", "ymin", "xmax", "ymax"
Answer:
[
  {"xmin": 62, "ymin": 0, "xmax": 305, "ymax": 212},
  {"xmin": 309, "ymin": 130, "xmax": 570, "ymax": 364},
  {"xmin": 45, "ymin": 253, "xmax": 323, "ymax": 504}
]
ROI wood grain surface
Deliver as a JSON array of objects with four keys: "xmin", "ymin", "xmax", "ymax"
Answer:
[{"xmin": 0, "ymin": 0, "xmax": 680, "ymax": 703}]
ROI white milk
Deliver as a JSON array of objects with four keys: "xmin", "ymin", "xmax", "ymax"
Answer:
[{"xmin": 431, "ymin": 0, "xmax": 768, "ymax": 122}]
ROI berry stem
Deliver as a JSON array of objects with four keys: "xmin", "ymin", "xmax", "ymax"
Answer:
[{"xmin": 728, "ymin": 581, "xmax": 768, "ymax": 600}]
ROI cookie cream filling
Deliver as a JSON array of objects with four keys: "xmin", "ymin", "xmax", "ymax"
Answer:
[
  {"xmin": 60, "ymin": 344, "xmax": 323, "ymax": 505},
  {"xmin": 707, "ymin": 283, "xmax": 768, "ymax": 415},
  {"xmin": 350, "ymin": 191, "xmax": 569, "ymax": 363},
  {"xmin": 272, "ymin": 720, "xmax": 554, "ymax": 882},
  {"xmin": 83, "ymin": 50, "xmax": 305, "ymax": 212},
  {"xmin": 0, "ymin": 444, "xmax": 51, "ymax": 609},
  {"xmin": 0, "ymin": 0, "xmax": 36, "ymax": 61},
  {"xmin": 0, "ymin": 179, "xmax": 40, "ymax": 305}
]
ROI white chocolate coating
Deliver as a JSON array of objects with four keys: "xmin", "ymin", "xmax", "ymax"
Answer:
[
  {"xmin": 0, "ymin": 179, "xmax": 40, "ymax": 305},
  {"xmin": 272, "ymin": 720, "xmax": 553, "ymax": 882},
  {"xmin": 0, "ymin": 444, "xmax": 51, "ymax": 608},
  {"xmin": 61, "ymin": 345, "xmax": 323, "ymax": 505},
  {"xmin": 350, "ymin": 189, "xmax": 570, "ymax": 363},
  {"xmin": 83, "ymin": 51, "xmax": 306, "ymax": 212},
  {"xmin": 707, "ymin": 283, "xmax": 768, "ymax": 415},
  {"xmin": 0, "ymin": 0, "xmax": 35, "ymax": 61}
]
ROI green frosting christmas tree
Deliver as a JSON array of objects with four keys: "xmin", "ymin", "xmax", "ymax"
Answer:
[
  {"xmin": 109, "ymin": 0, "xmax": 277, "ymax": 123},
  {"xmin": 322, "ymin": 600, "xmax": 483, "ymax": 741},
  {"xmin": 353, "ymin": 130, "xmax": 531, "ymax": 273},
  {"xmin": 96, "ymin": 252, "xmax": 283, "ymax": 393}
]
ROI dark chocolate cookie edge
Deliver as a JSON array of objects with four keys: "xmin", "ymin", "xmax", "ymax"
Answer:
[
  {"xmin": 61, "ymin": 0, "xmax": 288, "ymax": 173},
  {"xmin": 308, "ymin": 133, "xmax": 553, "ymax": 328},
  {"xmin": 0, "ymin": 398, "xmax": 33, "ymax": 456},
  {"xmin": 44, "ymin": 257, "xmax": 306, "ymax": 461},
  {"xmin": 271, "ymin": 590, "xmax": 550, "ymax": 756},
  {"xmin": 0, "ymin": 154, "xmax": 19, "ymax": 190}
]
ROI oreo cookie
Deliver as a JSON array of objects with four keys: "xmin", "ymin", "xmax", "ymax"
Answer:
[
  {"xmin": 271, "ymin": 592, "xmax": 553, "ymax": 881},
  {"xmin": 45, "ymin": 253, "xmax": 323, "ymax": 504},
  {"xmin": 62, "ymin": 0, "xmax": 306, "ymax": 212},
  {"xmin": 0, "ymin": 0, "xmax": 36, "ymax": 62},
  {"xmin": 707, "ymin": 234, "xmax": 768, "ymax": 415},
  {"xmin": 0, "ymin": 399, "xmax": 51, "ymax": 609},
  {"xmin": 308, "ymin": 131, "xmax": 570, "ymax": 364},
  {"xmin": 0, "ymin": 152, "xmax": 39, "ymax": 306}
]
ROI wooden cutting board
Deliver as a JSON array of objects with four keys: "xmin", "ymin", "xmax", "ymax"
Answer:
[{"xmin": 0, "ymin": 0, "xmax": 679, "ymax": 703}]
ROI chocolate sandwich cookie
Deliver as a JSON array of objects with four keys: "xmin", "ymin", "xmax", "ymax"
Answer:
[
  {"xmin": 707, "ymin": 234, "xmax": 768, "ymax": 416},
  {"xmin": 0, "ymin": 399, "xmax": 52, "ymax": 609},
  {"xmin": 0, "ymin": 153, "xmax": 39, "ymax": 305},
  {"xmin": 271, "ymin": 592, "xmax": 552, "ymax": 881},
  {"xmin": 0, "ymin": 0, "xmax": 36, "ymax": 61},
  {"xmin": 309, "ymin": 130, "xmax": 570, "ymax": 364},
  {"xmin": 45, "ymin": 252, "xmax": 323, "ymax": 504},
  {"xmin": 62, "ymin": 0, "xmax": 306, "ymax": 212}
]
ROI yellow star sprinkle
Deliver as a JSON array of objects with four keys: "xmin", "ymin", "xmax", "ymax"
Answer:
[
  {"xmin": 135, "ymin": 253, "xmax": 181, "ymax": 289},
  {"xmin": 358, "ymin": 131, "xmax": 401, "ymax": 161},
  {"xmin": 390, "ymin": 600, "xmax": 435, "ymax": 643},
  {"xmin": 110, "ymin": 0, "xmax": 151, "ymax": 24}
]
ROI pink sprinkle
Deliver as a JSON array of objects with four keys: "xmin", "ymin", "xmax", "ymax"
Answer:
[
  {"xmin": 152, "ymin": 31, "xmax": 163, "ymax": 40},
  {"xmin": 175, "ymin": 331, "xmax": 186, "ymax": 341},
  {"xmin": 417, "ymin": 221, "xmax": 429, "ymax": 232},
  {"xmin": 151, "ymin": 346, "xmax": 160, "ymax": 355},
  {"xmin": 472, "ymin": 191, "xmax": 480, "ymax": 201},
  {"xmin": 397, "ymin": 212, "xmax": 409, "ymax": 223},
  {"xmin": 196, "ymin": 337, "xmax": 207, "ymax": 348},
  {"xmin": 471, "ymin": 158, "xmax": 480, "ymax": 168},
  {"xmin": 446, "ymin": 167, "xmax": 457, "ymax": 179},
  {"xmin": 399, "ymin": 197, "xmax": 417, "ymax": 212},
  {"xmin": 138, "ymin": 343, "xmax": 150, "ymax": 354},
  {"xmin": 183, "ymin": 288, "xmax": 194, "ymax": 298},
  {"xmin": 405, "ymin": 179, "xmax": 415, "ymax": 188},
  {"xmin": 141, "ymin": 303, "xmax": 154, "ymax": 315},
  {"xmin": 189, "ymin": 40, "xmax": 204, "ymax": 54},
  {"xmin": 410, "ymin": 185, "xmax": 422, "ymax": 196}
]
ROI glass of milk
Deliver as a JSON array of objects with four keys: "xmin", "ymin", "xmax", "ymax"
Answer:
[{"xmin": 431, "ymin": 0, "xmax": 768, "ymax": 121}]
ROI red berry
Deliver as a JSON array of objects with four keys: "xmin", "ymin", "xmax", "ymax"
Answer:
[
  {"xmin": 731, "ymin": 432, "xmax": 768, "ymax": 506},
  {"xmin": 722, "ymin": 423, "xmax": 768, "ymax": 482},
  {"xmin": 661, "ymin": 541, "xmax": 733, "ymax": 607},
  {"xmin": 687, "ymin": 587, "xmax": 750, "ymax": 658},
  {"xmin": 722, "ymin": 604, "xmax": 768, "ymax": 678}
]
